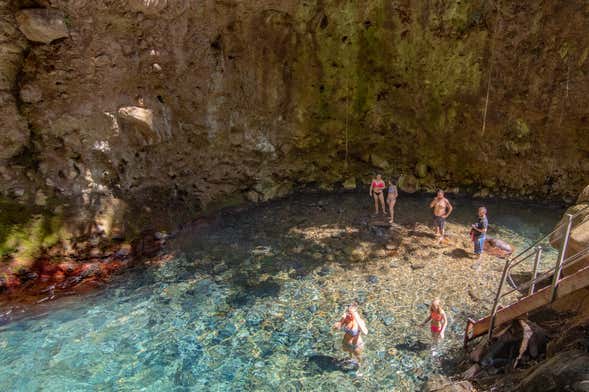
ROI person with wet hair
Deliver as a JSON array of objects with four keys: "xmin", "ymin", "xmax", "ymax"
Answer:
[
  {"xmin": 420, "ymin": 298, "xmax": 447, "ymax": 344},
  {"xmin": 332, "ymin": 301, "xmax": 368, "ymax": 365},
  {"xmin": 369, "ymin": 174, "xmax": 386, "ymax": 215},
  {"xmin": 387, "ymin": 178, "xmax": 398, "ymax": 224}
]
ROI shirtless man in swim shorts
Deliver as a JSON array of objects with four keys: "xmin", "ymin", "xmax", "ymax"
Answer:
[{"xmin": 429, "ymin": 190, "xmax": 453, "ymax": 243}]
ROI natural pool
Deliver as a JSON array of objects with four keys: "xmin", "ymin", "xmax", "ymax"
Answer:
[{"xmin": 0, "ymin": 193, "xmax": 564, "ymax": 391}]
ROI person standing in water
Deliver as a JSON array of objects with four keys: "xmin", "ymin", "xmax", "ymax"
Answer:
[
  {"xmin": 471, "ymin": 206, "xmax": 488, "ymax": 269},
  {"xmin": 387, "ymin": 179, "xmax": 398, "ymax": 224},
  {"xmin": 429, "ymin": 190, "xmax": 453, "ymax": 242},
  {"xmin": 369, "ymin": 174, "xmax": 386, "ymax": 215},
  {"xmin": 333, "ymin": 302, "xmax": 368, "ymax": 365},
  {"xmin": 420, "ymin": 298, "xmax": 447, "ymax": 344}
]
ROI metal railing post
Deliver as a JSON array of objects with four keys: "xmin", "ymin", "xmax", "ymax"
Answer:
[
  {"xmin": 529, "ymin": 246, "xmax": 543, "ymax": 296},
  {"xmin": 550, "ymin": 214, "xmax": 573, "ymax": 302},
  {"xmin": 487, "ymin": 257, "xmax": 511, "ymax": 340}
]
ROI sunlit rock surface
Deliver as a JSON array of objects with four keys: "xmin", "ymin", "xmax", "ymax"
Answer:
[
  {"xmin": 15, "ymin": 9, "xmax": 68, "ymax": 43},
  {"xmin": 0, "ymin": 0, "xmax": 587, "ymax": 231}
]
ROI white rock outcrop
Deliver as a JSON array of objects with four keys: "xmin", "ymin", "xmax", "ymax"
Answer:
[
  {"xmin": 117, "ymin": 106, "xmax": 171, "ymax": 146},
  {"xmin": 15, "ymin": 9, "xmax": 69, "ymax": 44}
]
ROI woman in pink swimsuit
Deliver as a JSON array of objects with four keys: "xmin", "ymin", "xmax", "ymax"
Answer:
[
  {"xmin": 369, "ymin": 174, "xmax": 386, "ymax": 215},
  {"xmin": 420, "ymin": 298, "xmax": 447, "ymax": 344}
]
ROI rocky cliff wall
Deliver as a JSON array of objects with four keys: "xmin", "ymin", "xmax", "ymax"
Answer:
[{"xmin": 1, "ymin": 0, "xmax": 589, "ymax": 227}]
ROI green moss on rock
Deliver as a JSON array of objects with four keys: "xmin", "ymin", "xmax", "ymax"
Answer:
[{"xmin": 0, "ymin": 198, "xmax": 65, "ymax": 263}]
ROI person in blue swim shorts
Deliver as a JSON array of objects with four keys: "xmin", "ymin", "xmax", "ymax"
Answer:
[{"xmin": 471, "ymin": 206, "xmax": 488, "ymax": 269}]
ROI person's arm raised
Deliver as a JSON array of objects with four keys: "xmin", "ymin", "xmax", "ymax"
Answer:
[{"xmin": 353, "ymin": 312, "xmax": 368, "ymax": 335}]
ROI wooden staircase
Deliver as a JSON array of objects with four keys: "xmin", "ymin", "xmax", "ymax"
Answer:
[{"xmin": 464, "ymin": 206, "xmax": 589, "ymax": 346}]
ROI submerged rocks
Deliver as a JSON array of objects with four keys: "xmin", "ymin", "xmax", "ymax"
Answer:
[
  {"xmin": 15, "ymin": 9, "xmax": 68, "ymax": 44},
  {"xmin": 367, "ymin": 275, "xmax": 379, "ymax": 284},
  {"xmin": 411, "ymin": 262, "xmax": 426, "ymax": 270},
  {"xmin": 422, "ymin": 375, "xmax": 474, "ymax": 392}
]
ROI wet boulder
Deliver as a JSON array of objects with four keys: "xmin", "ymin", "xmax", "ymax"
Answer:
[
  {"xmin": 349, "ymin": 247, "xmax": 368, "ymax": 262},
  {"xmin": 517, "ymin": 350, "xmax": 589, "ymax": 392},
  {"xmin": 15, "ymin": 9, "xmax": 68, "ymax": 44},
  {"xmin": 367, "ymin": 275, "xmax": 379, "ymax": 284},
  {"xmin": 416, "ymin": 162, "xmax": 428, "ymax": 178},
  {"xmin": 422, "ymin": 375, "xmax": 474, "ymax": 392},
  {"xmin": 550, "ymin": 185, "xmax": 589, "ymax": 273},
  {"xmin": 16, "ymin": 270, "xmax": 38, "ymax": 283},
  {"xmin": 370, "ymin": 153, "xmax": 390, "ymax": 170},
  {"xmin": 79, "ymin": 263, "xmax": 102, "ymax": 279},
  {"xmin": 132, "ymin": 230, "xmax": 162, "ymax": 258},
  {"xmin": 342, "ymin": 177, "xmax": 357, "ymax": 190},
  {"xmin": 399, "ymin": 174, "xmax": 419, "ymax": 193}
]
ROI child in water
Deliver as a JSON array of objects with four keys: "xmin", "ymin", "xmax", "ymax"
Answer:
[{"xmin": 420, "ymin": 298, "xmax": 447, "ymax": 344}]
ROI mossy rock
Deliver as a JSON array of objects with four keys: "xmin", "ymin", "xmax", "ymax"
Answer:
[
  {"xmin": 416, "ymin": 162, "xmax": 428, "ymax": 178},
  {"xmin": 398, "ymin": 174, "xmax": 419, "ymax": 193},
  {"xmin": 0, "ymin": 198, "xmax": 66, "ymax": 266}
]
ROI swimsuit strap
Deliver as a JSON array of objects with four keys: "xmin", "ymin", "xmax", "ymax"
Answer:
[{"xmin": 343, "ymin": 320, "xmax": 359, "ymax": 336}]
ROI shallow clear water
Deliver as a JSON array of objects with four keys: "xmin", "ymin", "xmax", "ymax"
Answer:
[{"xmin": 0, "ymin": 193, "xmax": 563, "ymax": 391}]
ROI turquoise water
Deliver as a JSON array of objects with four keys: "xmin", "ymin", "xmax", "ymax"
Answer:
[{"xmin": 0, "ymin": 193, "xmax": 563, "ymax": 391}]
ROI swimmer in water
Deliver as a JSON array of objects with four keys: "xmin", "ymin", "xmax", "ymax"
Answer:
[
  {"xmin": 332, "ymin": 302, "xmax": 368, "ymax": 364},
  {"xmin": 420, "ymin": 298, "xmax": 447, "ymax": 344},
  {"xmin": 369, "ymin": 174, "xmax": 386, "ymax": 215}
]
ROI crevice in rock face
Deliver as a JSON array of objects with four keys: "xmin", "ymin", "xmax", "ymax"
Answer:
[
  {"xmin": 210, "ymin": 34, "xmax": 223, "ymax": 51},
  {"xmin": 319, "ymin": 14, "xmax": 328, "ymax": 29}
]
